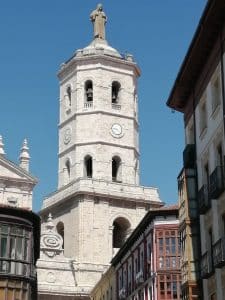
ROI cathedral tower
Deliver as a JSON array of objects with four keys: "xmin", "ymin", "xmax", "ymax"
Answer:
[{"xmin": 38, "ymin": 5, "xmax": 162, "ymax": 299}]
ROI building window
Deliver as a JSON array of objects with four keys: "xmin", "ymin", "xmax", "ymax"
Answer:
[
  {"xmin": 208, "ymin": 228, "xmax": 214, "ymax": 269},
  {"xmin": 135, "ymin": 257, "xmax": 138, "ymax": 275},
  {"xmin": 147, "ymin": 241, "xmax": 152, "ymax": 275},
  {"xmin": 56, "ymin": 222, "xmax": 64, "ymax": 249},
  {"xmin": 159, "ymin": 257, "xmax": 164, "ymax": 268},
  {"xmin": 222, "ymin": 215, "xmax": 225, "ymax": 235},
  {"xmin": 112, "ymin": 81, "xmax": 121, "ymax": 104},
  {"xmin": 84, "ymin": 155, "xmax": 93, "ymax": 178},
  {"xmin": 119, "ymin": 273, "xmax": 122, "ymax": 290},
  {"xmin": 199, "ymin": 101, "xmax": 207, "ymax": 134},
  {"xmin": 85, "ymin": 80, "xmax": 93, "ymax": 102},
  {"xmin": 65, "ymin": 160, "xmax": 71, "ymax": 184},
  {"xmin": 123, "ymin": 268, "xmax": 127, "ymax": 289},
  {"xmin": 112, "ymin": 217, "xmax": 130, "ymax": 248},
  {"xmin": 157, "ymin": 230, "xmax": 180, "ymax": 270},
  {"xmin": 211, "ymin": 76, "xmax": 221, "ymax": 112},
  {"xmin": 140, "ymin": 250, "xmax": 144, "ymax": 271},
  {"xmin": 159, "ymin": 237, "xmax": 163, "ymax": 254},
  {"xmin": 203, "ymin": 162, "xmax": 210, "ymax": 188},
  {"xmin": 216, "ymin": 143, "xmax": 223, "ymax": 166},
  {"xmin": 66, "ymin": 86, "xmax": 72, "ymax": 107},
  {"xmin": 112, "ymin": 156, "xmax": 122, "ymax": 182},
  {"xmin": 128, "ymin": 263, "xmax": 132, "ymax": 292},
  {"xmin": 158, "ymin": 274, "xmax": 181, "ymax": 300},
  {"xmin": 0, "ymin": 223, "xmax": 32, "ymax": 276}
]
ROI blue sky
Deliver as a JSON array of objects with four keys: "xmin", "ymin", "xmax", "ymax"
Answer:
[{"xmin": 0, "ymin": 1, "xmax": 206, "ymax": 212}]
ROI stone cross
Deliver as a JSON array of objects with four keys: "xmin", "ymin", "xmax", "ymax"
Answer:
[{"xmin": 90, "ymin": 4, "xmax": 107, "ymax": 40}]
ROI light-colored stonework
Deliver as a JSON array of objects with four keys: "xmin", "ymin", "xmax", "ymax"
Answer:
[
  {"xmin": 0, "ymin": 137, "xmax": 37, "ymax": 210},
  {"xmin": 37, "ymin": 5, "xmax": 163, "ymax": 299}
]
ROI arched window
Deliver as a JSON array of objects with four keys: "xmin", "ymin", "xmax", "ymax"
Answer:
[
  {"xmin": 85, "ymin": 80, "xmax": 93, "ymax": 102},
  {"xmin": 112, "ymin": 81, "xmax": 121, "ymax": 103},
  {"xmin": 65, "ymin": 159, "xmax": 71, "ymax": 183},
  {"xmin": 112, "ymin": 156, "xmax": 122, "ymax": 182},
  {"xmin": 113, "ymin": 217, "xmax": 131, "ymax": 248},
  {"xmin": 66, "ymin": 86, "xmax": 72, "ymax": 107},
  {"xmin": 56, "ymin": 222, "xmax": 64, "ymax": 249},
  {"xmin": 84, "ymin": 155, "xmax": 93, "ymax": 178}
]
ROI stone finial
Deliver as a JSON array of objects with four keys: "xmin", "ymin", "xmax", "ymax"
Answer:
[
  {"xmin": 90, "ymin": 4, "xmax": 107, "ymax": 40},
  {"xmin": 46, "ymin": 213, "xmax": 55, "ymax": 231},
  {"xmin": 0, "ymin": 135, "xmax": 5, "ymax": 155},
  {"xmin": 40, "ymin": 213, "xmax": 64, "ymax": 258},
  {"xmin": 19, "ymin": 138, "xmax": 30, "ymax": 172}
]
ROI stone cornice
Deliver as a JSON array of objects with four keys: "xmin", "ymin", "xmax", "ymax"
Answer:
[
  {"xmin": 0, "ymin": 156, "xmax": 38, "ymax": 184},
  {"xmin": 58, "ymin": 141, "xmax": 139, "ymax": 158},
  {"xmin": 58, "ymin": 54, "xmax": 140, "ymax": 81},
  {"xmin": 41, "ymin": 178, "xmax": 161, "ymax": 212},
  {"xmin": 58, "ymin": 109, "xmax": 139, "ymax": 129}
]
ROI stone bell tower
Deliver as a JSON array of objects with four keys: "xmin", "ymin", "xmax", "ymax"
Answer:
[{"xmin": 38, "ymin": 4, "xmax": 162, "ymax": 299}]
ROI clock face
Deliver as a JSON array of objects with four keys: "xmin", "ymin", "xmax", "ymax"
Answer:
[
  {"xmin": 111, "ymin": 123, "xmax": 123, "ymax": 137},
  {"xmin": 64, "ymin": 128, "xmax": 72, "ymax": 144}
]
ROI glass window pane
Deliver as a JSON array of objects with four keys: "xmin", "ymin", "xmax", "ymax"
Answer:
[
  {"xmin": 171, "ymin": 237, "xmax": 176, "ymax": 254},
  {"xmin": 0, "ymin": 260, "xmax": 9, "ymax": 273},
  {"xmin": 0, "ymin": 237, "xmax": 7, "ymax": 257},
  {"xmin": 16, "ymin": 262, "xmax": 23, "ymax": 275},
  {"xmin": 11, "ymin": 226, "xmax": 23, "ymax": 235},
  {"xmin": 1, "ymin": 225, "xmax": 8, "ymax": 234},
  {"xmin": 166, "ymin": 257, "xmax": 170, "ymax": 268},
  {"xmin": 159, "ymin": 238, "xmax": 163, "ymax": 254},
  {"xmin": 16, "ymin": 237, "xmax": 23, "ymax": 260},
  {"xmin": 10, "ymin": 237, "xmax": 16, "ymax": 259},
  {"xmin": 10, "ymin": 261, "xmax": 16, "ymax": 274},
  {"xmin": 24, "ymin": 239, "xmax": 28, "ymax": 261}
]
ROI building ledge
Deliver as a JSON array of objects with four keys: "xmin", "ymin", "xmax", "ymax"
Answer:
[{"xmin": 41, "ymin": 177, "xmax": 162, "ymax": 211}]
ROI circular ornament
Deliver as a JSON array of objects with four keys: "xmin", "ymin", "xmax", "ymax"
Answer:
[
  {"xmin": 111, "ymin": 124, "xmax": 123, "ymax": 136},
  {"xmin": 64, "ymin": 128, "xmax": 71, "ymax": 144},
  {"xmin": 111, "ymin": 123, "xmax": 123, "ymax": 138}
]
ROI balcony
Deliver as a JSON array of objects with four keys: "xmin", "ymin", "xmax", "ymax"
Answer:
[
  {"xmin": 213, "ymin": 236, "xmax": 225, "ymax": 268},
  {"xmin": 112, "ymin": 103, "xmax": 121, "ymax": 110},
  {"xmin": 119, "ymin": 288, "xmax": 126, "ymax": 299},
  {"xmin": 183, "ymin": 144, "xmax": 195, "ymax": 168},
  {"xmin": 201, "ymin": 251, "xmax": 213, "ymax": 279},
  {"xmin": 84, "ymin": 102, "xmax": 93, "ymax": 108},
  {"xmin": 198, "ymin": 185, "xmax": 211, "ymax": 214},
  {"xmin": 209, "ymin": 166, "xmax": 224, "ymax": 199},
  {"xmin": 135, "ymin": 270, "xmax": 144, "ymax": 285}
]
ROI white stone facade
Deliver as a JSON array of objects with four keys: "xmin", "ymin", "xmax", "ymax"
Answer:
[
  {"xmin": 0, "ymin": 139, "xmax": 37, "ymax": 210},
  {"xmin": 57, "ymin": 51, "xmax": 140, "ymax": 188},
  {"xmin": 37, "ymin": 9, "xmax": 163, "ymax": 299}
]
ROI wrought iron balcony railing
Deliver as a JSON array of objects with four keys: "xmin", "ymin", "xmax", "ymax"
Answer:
[
  {"xmin": 209, "ymin": 166, "xmax": 224, "ymax": 199},
  {"xmin": 201, "ymin": 251, "xmax": 213, "ymax": 279},
  {"xmin": 198, "ymin": 184, "xmax": 211, "ymax": 214},
  {"xmin": 213, "ymin": 236, "xmax": 225, "ymax": 268},
  {"xmin": 112, "ymin": 103, "xmax": 121, "ymax": 110},
  {"xmin": 84, "ymin": 101, "xmax": 93, "ymax": 108}
]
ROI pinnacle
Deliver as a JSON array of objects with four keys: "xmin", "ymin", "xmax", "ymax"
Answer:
[
  {"xmin": 20, "ymin": 138, "xmax": 30, "ymax": 160},
  {"xmin": 0, "ymin": 135, "xmax": 5, "ymax": 155}
]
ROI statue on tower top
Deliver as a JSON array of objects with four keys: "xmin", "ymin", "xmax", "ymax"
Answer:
[{"xmin": 90, "ymin": 4, "xmax": 107, "ymax": 40}]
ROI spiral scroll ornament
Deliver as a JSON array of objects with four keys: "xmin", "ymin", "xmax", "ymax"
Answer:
[{"xmin": 40, "ymin": 213, "xmax": 63, "ymax": 258}]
